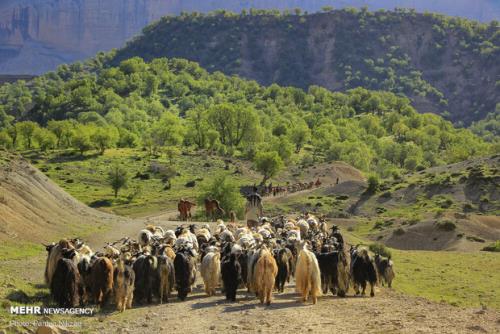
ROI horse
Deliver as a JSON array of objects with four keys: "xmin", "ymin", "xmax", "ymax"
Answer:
[
  {"xmin": 204, "ymin": 198, "xmax": 225, "ymax": 221},
  {"xmin": 178, "ymin": 199, "xmax": 196, "ymax": 221}
]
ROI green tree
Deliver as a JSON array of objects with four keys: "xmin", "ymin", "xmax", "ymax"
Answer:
[
  {"xmin": 72, "ymin": 125, "xmax": 93, "ymax": 155},
  {"xmin": 151, "ymin": 112, "xmax": 185, "ymax": 147},
  {"xmin": 366, "ymin": 174, "xmax": 380, "ymax": 194},
  {"xmin": 289, "ymin": 122, "xmax": 311, "ymax": 152},
  {"xmin": 91, "ymin": 126, "xmax": 119, "ymax": 154},
  {"xmin": 47, "ymin": 120, "xmax": 74, "ymax": 147},
  {"xmin": 108, "ymin": 164, "xmax": 128, "ymax": 198},
  {"xmin": 0, "ymin": 130, "xmax": 12, "ymax": 149},
  {"xmin": 34, "ymin": 128, "xmax": 57, "ymax": 151},
  {"xmin": 16, "ymin": 121, "xmax": 39, "ymax": 149},
  {"xmin": 254, "ymin": 151, "xmax": 284, "ymax": 185}
]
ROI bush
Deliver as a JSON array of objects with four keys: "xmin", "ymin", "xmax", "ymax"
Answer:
[
  {"xmin": 436, "ymin": 220, "xmax": 457, "ymax": 231},
  {"xmin": 366, "ymin": 175, "xmax": 380, "ymax": 194},
  {"xmin": 393, "ymin": 227, "xmax": 406, "ymax": 236},
  {"xmin": 198, "ymin": 173, "xmax": 245, "ymax": 218},
  {"xmin": 466, "ymin": 235, "xmax": 485, "ymax": 243},
  {"xmin": 369, "ymin": 243, "xmax": 392, "ymax": 258},
  {"xmin": 482, "ymin": 241, "xmax": 500, "ymax": 252}
]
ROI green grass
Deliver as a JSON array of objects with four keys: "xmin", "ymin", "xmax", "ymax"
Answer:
[
  {"xmin": 342, "ymin": 228, "xmax": 500, "ymax": 310},
  {"xmin": 22, "ymin": 148, "xmax": 258, "ymax": 217},
  {"xmin": 393, "ymin": 249, "xmax": 500, "ymax": 309},
  {"xmin": 482, "ymin": 241, "xmax": 500, "ymax": 252},
  {"xmin": 0, "ymin": 242, "xmax": 43, "ymax": 260}
]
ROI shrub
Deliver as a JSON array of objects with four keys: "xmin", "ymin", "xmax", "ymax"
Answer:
[
  {"xmin": 369, "ymin": 243, "xmax": 392, "ymax": 258},
  {"xmin": 366, "ymin": 175, "xmax": 380, "ymax": 194},
  {"xmin": 436, "ymin": 220, "xmax": 457, "ymax": 231},
  {"xmin": 466, "ymin": 235, "xmax": 486, "ymax": 243},
  {"xmin": 482, "ymin": 241, "xmax": 500, "ymax": 252},
  {"xmin": 393, "ymin": 227, "xmax": 405, "ymax": 236},
  {"xmin": 198, "ymin": 173, "xmax": 245, "ymax": 218}
]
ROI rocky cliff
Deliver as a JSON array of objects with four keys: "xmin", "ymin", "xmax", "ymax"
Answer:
[{"xmin": 0, "ymin": 0, "xmax": 499, "ymax": 75}]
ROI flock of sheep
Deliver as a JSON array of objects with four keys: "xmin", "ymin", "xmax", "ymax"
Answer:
[{"xmin": 43, "ymin": 215, "xmax": 395, "ymax": 311}]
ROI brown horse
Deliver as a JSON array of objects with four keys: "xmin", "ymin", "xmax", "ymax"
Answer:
[
  {"xmin": 204, "ymin": 198, "xmax": 225, "ymax": 221},
  {"xmin": 178, "ymin": 199, "xmax": 196, "ymax": 221}
]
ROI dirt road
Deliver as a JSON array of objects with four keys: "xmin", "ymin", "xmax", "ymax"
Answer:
[{"xmin": 3, "ymin": 216, "xmax": 500, "ymax": 333}]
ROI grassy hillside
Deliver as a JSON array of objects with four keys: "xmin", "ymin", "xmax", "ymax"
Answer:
[
  {"xmin": 112, "ymin": 9, "xmax": 500, "ymax": 125},
  {"xmin": 0, "ymin": 57, "xmax": 494, "ymax": 183}
]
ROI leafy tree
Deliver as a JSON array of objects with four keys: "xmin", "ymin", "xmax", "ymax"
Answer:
[
  {"xmin": 151, "ymin": 112, "xmax": 185, "ymax": 147},
  {"xmin": 47, "ymin": 120, "xmax": 74, "ymax": 147},
  {"xmin": 254, "ymin": 151, "xmax": 284, "ymax": 185},
  {"xmin": 289, "ymin": 122, "xmax": 311, "ymax": 152},
  {"xmin": 108, "ymin": 164, "xmax": 128, "ymax": 198},
  {"xmin": 34, "ymin": 128, "xmax": 57, "ymax": 151},
  {"xmin": 366, "ymin": 174, "xmax": 380, "ymax": 194},
  {"xmin": 0, "ymin": 131, "xmax": 12, "ymax": 149},
  {"xmin": 72, "ymin": 125, "xmax": 93, "ymax": 155},
  {"xmin": 16, "ymin": 121, "xmax": 39, "ymax": 149},
  {"xmin": 91, "ymin": 126, "xmax": 119, "ymax": 154}
]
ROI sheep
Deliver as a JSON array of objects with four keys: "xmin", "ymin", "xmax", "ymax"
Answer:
[
  {"xmin": 221, "ymin": 253, "xmax": 242, "ymax": 302},
  {"xmin": 113, "ymin": 257, "xmax": 135, "ymax": 312},
  {"xmin": 174, "ymin": 248, "xmax": 197, "ymax": 301},
  {"xmin": 374, "ymin": 254, "xmax": 395, "ymax": 288},
  {"xmin": 50, "ymin": 248, "xmax": 81, "ymax": 308},
  {"xmin": 295, "ymin": 241, "xmax": 322, "ymax": 304},
  {"xmin": 133, "ymin": 254, "xmax": 158, "ymax": 304},
  {"xmin": 200, "ymin": 246, "xmax": 221, "ymax": 296},
  {"xmin": 350, "ymin": 247, "xmax": 377, "ymax": 297},
  {"xmin": 253, "ymin": 246, "xmax": 278, "ymax": 305},
  {"xmin": 157, "ymin": 255, "xmax": 175, "ymax": 303}
]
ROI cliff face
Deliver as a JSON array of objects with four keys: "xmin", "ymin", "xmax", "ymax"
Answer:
[
  {"xmin": 0, "ymin": 0, "xmax": 181, "ymax": 74},
  {"xmin": 0, "ymin": 0, "xmax": 499, "ymax": 75}
]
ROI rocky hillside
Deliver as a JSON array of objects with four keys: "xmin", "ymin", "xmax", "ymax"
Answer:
[
  {"xmin": 113, "ymin": 9, "xmax": 499, "ymax": 125},
  {"xmin": 1, "ymin": 0, "xmax": 498, "ymax": 76},
  {"xmin": 0, "ymin": 151, "xmax": 121, "ymax": 243}
]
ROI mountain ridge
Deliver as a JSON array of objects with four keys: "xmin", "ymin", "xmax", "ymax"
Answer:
[{"xmin": 0, "ymin": 0, "xmax": 499, "ymax": 75}]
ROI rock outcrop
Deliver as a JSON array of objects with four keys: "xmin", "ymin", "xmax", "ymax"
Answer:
[{"xmin": 0, "ymin": 0, "xmax": 498, "ymax": 75}]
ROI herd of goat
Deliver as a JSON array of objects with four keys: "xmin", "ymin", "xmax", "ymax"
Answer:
[{"xmin": 43, "ymin": 215, "xmax": 395, "ymax": 311}]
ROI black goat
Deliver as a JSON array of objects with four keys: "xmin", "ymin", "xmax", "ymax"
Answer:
[
  {"xmin": 133, "ymin": 254, "xmax": 158, "ymax": 304},
  {"xmin": 221, "ymin": 253, "xmax": 242, "ymax": 302},
  {"xmin": 50, "ymin": 248, "xmax": 81, "ymax": 308},
  {"xmin": 174, "ymin": 249, "xmax": 196, "ymax": 301},
  {"xmin": 350, "ymin": 247, "xmax": 377, "ymax": 297}
]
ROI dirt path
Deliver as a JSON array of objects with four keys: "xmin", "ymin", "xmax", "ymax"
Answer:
[
  {"xmin": 3, "ymin": 218, "xmax": 500, "ymax": 333},
  {"xmin": 86, "ymin": 284, "xmax": 500, "ymax": 334},
  {"xmin": 83, "ymin": 219, "xmax": 500, "ymax": 334}
]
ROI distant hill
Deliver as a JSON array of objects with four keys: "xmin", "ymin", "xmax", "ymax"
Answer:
[
  {"xmin": 112, "ymin": 10, "xmax": 499, "ymax": 125},
  {"xmin": 0, "ymin": 0, "xmax": 499, "ymax": 76}
]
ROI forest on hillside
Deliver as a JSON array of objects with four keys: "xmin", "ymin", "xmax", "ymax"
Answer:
[
  {"xmin": 0, "ymin": 55, "xmax": 495, "ymax": 180},
  {"xmin": 112, "ymin": 8, "xmax": 499, "ymax": 126}
]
